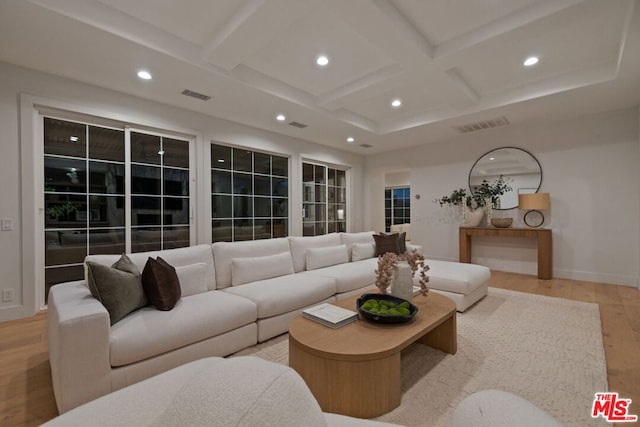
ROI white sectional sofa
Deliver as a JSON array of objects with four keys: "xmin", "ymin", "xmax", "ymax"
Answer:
[{"xmin": 48, "ymin": 231, "xmax": 490, "ymax": 414}]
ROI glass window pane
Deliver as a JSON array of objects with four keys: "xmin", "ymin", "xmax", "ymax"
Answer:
[
  {"xmin": 164, "ymin": 168, "xmax": 189, "ymax": 196},
  {"xmin": 272, "ymin": 156, "xmax": 287, "ymax": 177},
  {"xmin": 89, "ymin": 161, "xmax": 124, "ymax": 194},
  {"xmin": 131, "ymin": 165, "xmax": 161, "ymax": 195},
  {"xmin": 131, "ymin": 132, "xmax": 161, "ymax": 165},
  {"xmin": 272, "ymin": 219, "xmax": 287, "ymax": 238},
  {"xmin": 303, "ymin": 163, "xmax": 314, "ymax": 182},
  {"xmin": 385, "ymin": 199, "xmax": 391, "ymax": 209},
  {"xmin": 303, "ymin": 223, "xmax": 315, "ymax": 236},
  {"xmin": 273, "ymin": 198, "xmax": 287, "ymax": 217},
  {"xmin": 314, "ymin": 165, "xmax": 325, "ymax": 184},
  {"xmin": 303, "ymin": 203, "xmax": 314, "ymax": 221},
  {"xmin": 163, "ymin": 226, "xmax": 190, "ymax": 249},
  {"xmin": 315, "ymin": 205, "xmax": 325, "ymax": 221},
  {"xmin": 254, "ymin": 175, "xmax": 270, "ymax": 196},
  {"xmin": 132, "ymin": 227, "xmax": 162, "ymax": 252},
  {"xmin": 44, "ymin": 157, "xmax": 86, "ymax": 193},
  {"xmin": 45, "ymin": 194, "xmax": 87, "ymax": 228},
  {"xmin": 89, "ymin": 195, "xmax": 124, "ymax": 227},
  {"xmin": 254, "ymin": 152, "xmax": 270, "ymax": 174},
  {"xmin": 233, "ymin": 149, "xmax": 252, "ymax": 172},
  {"xmin": 44, "ymin": 118, "xmax": 86, "ymax": 158},
  {"xmin": 327, "ymin": 169, "xmax": 336, "ymax": 186},
  {"xmin": 212, "ymin": 195, "xmax": 232, "ymax": 218},
  {"xmin": 211, "ymin": 170, "xmax": 231, "ymax": 194},
  {"xmin": 211, "ymin": 144, "xmax": 231, "ymax": 170},
  {"xmin": 254, "ymin": 197, "xmax": 271, "ymax": 217},
  {"xmin": 336, "ymin": 170, "xmax": 346, "ymax": 187},
  {"xmin": 45, "ymin": 230, "xmax": 87, "ymax": 266},
  {"xmin": 131, "ymin": 196, "xmax": 161, "ymax": 225},
  {"xmin": 164, "ymin": 198, "xmax": 189, "ymax": 225},
  {"xmin": 234, "ymin": 196, "xmax": 253, "ymax": 218},
  {"xmin": 385, "ymin": 189, "xmax": 391, "ymax": 199},
  {"xmin": 315, "ymin": 222, "xmax": 325, "ymax": 235},
  {"xmin": 212, "ymin": 219, "xmax": 232, "ymax": 242},
  {"xmin": 254, "ymin": 219, "xmax": 271, "ymax": 240},
  {"xmin": 88, "ymin": 229, "xmax": 125, "ymax": 255},
  {"xmin": 234, "ymin": 219, "xmax": 253, "ymax": 241},
  {"xmin": 233, "ymin": 173, "xmax": 252, "ymax": 195},
  {"xmin": 315, "ymin": 184, "xmax": 325, "ymax": 202},
  {"xmin": 272, "ymin": 178, "xmax": 287, "ymax": 197},
  {"xmin": 89, "ymin": 126, "xmax": 124, "ymax": 162},
  {"xmin": 162, "ymin": 138, "xmax": 189, "ymax": 168}
]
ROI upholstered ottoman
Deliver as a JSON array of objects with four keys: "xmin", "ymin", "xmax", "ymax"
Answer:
[
  {"xmin": 425, "ymin": 260, "xmax": 490, "ymax": 312},
  {"xmin": 452, "ymin": 390, "xmax": 563, "ymax": 427}
]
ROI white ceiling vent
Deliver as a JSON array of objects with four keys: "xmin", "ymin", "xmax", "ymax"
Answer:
[
  {"xmin": 454, "ymin": 116, "xmax": 509, "ymax": 133},
  {"xmin": 359, "ymin": 143, "xmax": 373, "ymax": 148},
  {"xmin": 288, "ymin": 121, "xmax": 308, "ymax": 129},
  {"xmin": 181, "ymin": 89, "xmax": 211, "ymax": 101}
]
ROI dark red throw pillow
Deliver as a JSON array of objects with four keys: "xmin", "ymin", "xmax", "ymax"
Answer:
[
  {"xmin": 141, "ymin": 257, "xmax": 181, "ymax": 311},
  {"xmin": 373, "ymin": 233, "xmax": 401, "ymax": 256}
]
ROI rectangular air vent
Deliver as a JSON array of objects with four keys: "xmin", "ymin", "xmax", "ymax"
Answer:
[
  {"xmin": 359, "ymin": 143, "xmax": 373, "ymax": 148},
  {"xmin": 288, "ymin": 121, "xmax": 308, "ymax": 129},
  {"xmin": 181, "ymin": 89, "xmax": 211, "ymax": 101},
  {"xmin": 454, "ymin": 116, "xmax": 509, "ymax": 133}
]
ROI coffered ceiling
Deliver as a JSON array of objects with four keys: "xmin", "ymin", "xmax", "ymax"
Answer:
[{"xmin": 0, "ymin": 0, "xmax": 638, "ymax": 154}]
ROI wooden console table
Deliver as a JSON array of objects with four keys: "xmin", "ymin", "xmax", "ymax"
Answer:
[{"xmin": 459, "ymin": 227, "xmax": 552, "ymax": 279}]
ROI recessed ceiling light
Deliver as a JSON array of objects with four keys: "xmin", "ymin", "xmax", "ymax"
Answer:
[
  {"xmin": 391, "ymin": 98, "xmax": 402, "ymax": 108},
  {"xmin": 523, "ymin": 56, "xmax": 539, "ymax": 67},
  {"xmin": 489, "ymin": 157, "xmax": 495, "ymax": 160},
  {"xmin": 316, "ymin": 55, "xmax": 329, "ymax": 66},
  {"xmin": 137, "ymin": 70, "xmax": 152, "ymax": 80},
  {"xmin": 346, "ymin": 137, "xmax": 355, "ymax": 143},
  {"xmin": 276, "ymin": 114, "xmax": 286, "ymax": 122}
]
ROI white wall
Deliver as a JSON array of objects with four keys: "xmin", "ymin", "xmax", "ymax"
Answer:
[
  {"xmin": 0, "ymin": 61, "xmax": 366, "ymax": 321},
  {"xmin": 366, "ymin": 107, "xmax": 640, "ymax": 287},
  {"xmin": 385, "ymin": 171, "xmax": 410, "ymax": 187}
]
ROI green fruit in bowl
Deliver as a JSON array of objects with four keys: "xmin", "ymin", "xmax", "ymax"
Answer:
[{"xmin": 398, "ymin": 307, "xmax": 410, "ymax": 315}]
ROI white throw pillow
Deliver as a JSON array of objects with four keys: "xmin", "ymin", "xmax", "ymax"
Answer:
[
  {"xmin": 351, "ymin": 242, "xmax": 376, "ymax": 261},
  {"xmin": 231, "ymin": 252, "xmax": 294, "ymax": 286},
  {"xmin": 305, "ymin": 245, "xmax": 349, "ymax": 271},
  {"xmin": 175, "ymin": 263, "xmax": 208, "ymax": 296}
]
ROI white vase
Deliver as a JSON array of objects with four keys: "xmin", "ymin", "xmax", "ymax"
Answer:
[
  {"xmin": 463, "ymin": 208, "xmax": 485, "ymax": 227},
  {"xmin": 390, "ymin": 261, "xmax": 413, "ymax": 301}
]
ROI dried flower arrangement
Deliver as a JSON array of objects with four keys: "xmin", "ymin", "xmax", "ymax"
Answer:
[{"xmin": 374, "ymin": 250, "xmax": 430, "ymax": 296}]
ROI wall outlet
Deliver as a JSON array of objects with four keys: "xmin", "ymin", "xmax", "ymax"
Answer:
[
  {"xmin": 2, "ymin": 288, "xmax": 14, "ymax": 302},
  {"xmin": 1, "ymin": 218, "xmax": 14, "ymax": 231}
]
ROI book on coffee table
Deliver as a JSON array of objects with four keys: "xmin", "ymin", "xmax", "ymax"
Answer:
[{"xmin": 302, "ymin": 303, "xmax": 358, "ymax": 329}]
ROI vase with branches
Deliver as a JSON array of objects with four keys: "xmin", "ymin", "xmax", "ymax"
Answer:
[{"xmin": 374, "ymin": 250, "xmax": 429, "ymax": 296}]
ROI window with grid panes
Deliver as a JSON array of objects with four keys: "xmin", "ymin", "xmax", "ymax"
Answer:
[
  {"xmin": 43, "ymin": 117, "xmax": 192, "ymax": 302},
  {"xmin": 211, "ymin": 144, "xmax": 288, "ymax": 242},
  {"xmin": 385, "ymin": 187, "xmax": 410, "ymax": 232},
  {"xmin": 302, "ymin": 162, "xmax": 347, "ymax": 236}
]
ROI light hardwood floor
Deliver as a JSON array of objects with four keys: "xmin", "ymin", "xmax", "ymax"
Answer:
[{"xmin": 1, "ymin": 271, "xmax": 639, "ymax": 426}]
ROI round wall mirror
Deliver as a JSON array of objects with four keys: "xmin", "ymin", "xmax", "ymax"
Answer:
[{"xmin": 468, "ymin": 147, "xmax": 542, "ymax": 210}]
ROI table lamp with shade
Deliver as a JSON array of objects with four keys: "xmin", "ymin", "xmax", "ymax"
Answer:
[{"xmin": 518, "ymin": 193, "xmax": 550, "ymax": 227}]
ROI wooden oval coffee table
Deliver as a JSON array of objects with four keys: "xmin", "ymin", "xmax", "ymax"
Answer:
[{"xmin": 289, "ymin": 292, "xmax": 457, "ymax": 418}]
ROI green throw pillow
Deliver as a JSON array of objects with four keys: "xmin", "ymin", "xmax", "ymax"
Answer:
[{"xmin": 86, "ymin": 254, "xmax": 148, "ymax": 325}]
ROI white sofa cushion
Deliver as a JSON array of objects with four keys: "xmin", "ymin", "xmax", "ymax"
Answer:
[
  {"xmin": 222, "ymin": 274, "xmax": 336, "ymax": 318},
  {"xmin": 175, "ymin": 263, "xmax": 208, "ymax": 296},
  {"xmin": 109, "ymin": 290, "xmax": 257, "ymax": 367},
  {"xmin": 302, "ymin": 258, "xmax": 377, "ymax": 294},
  {"xmin": 351, "ymin": 242, "xmax": 375, "ymax": 261},
  {"xmin": 85, "ymin": 244, "xmax": 215, "ymax": 293},
  {"xmin": 231, "ymin": 252, "xmax": 294, "ymax": 286},
  {"xmin": 288, "ymin": 233, "xmax": 343, "ymax": 272},
  {"xmin": 213, "ymin": 238, "xmax": 291, "ymax": 289},
  {"xmin": 306, "ymin": 245, "xmax": 348, "ymax": 271},
  {"xmin": 340, "ymin": 231, "xmax": 375, "ymax": 261}
]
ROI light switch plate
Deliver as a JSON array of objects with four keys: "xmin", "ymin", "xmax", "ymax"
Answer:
[{"xmin": 1, "ymin": 218, "xmax": 13, "ymax": 231}]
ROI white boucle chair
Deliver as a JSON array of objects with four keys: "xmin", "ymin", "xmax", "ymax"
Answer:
[
  {"xmin": 452, "ymin": 390, "xmax": 564, "ymax": 427},
  {"xmin": 43, "ymin": 356, "xmax": 404, "ymax": 427}
]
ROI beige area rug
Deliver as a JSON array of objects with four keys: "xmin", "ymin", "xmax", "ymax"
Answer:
[{"xmin": 232, "ymin": 288, "xmax": 608, "ymax": 427}]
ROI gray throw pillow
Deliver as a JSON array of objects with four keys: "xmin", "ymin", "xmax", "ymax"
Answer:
[
  {"xmin": 86, "ymin": 254, "xmax": 148, "ymax": 325},
  {"xmin": 398, "ymin": 232, "xmax": 407, "ymax": 253},
  {"xmin": 373, "ymin": 233, "xmax": 401, "ymax": 256}
]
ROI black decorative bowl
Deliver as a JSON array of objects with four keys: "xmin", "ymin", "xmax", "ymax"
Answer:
[{"xmin": 356, "ymin": 293, "xmax": 418, "ymax": 324}]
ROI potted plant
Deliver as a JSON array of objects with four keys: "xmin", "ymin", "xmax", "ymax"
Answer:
[{"xmin": 434, "ymin": 175, "xmax": 512, "ymax": 226}]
